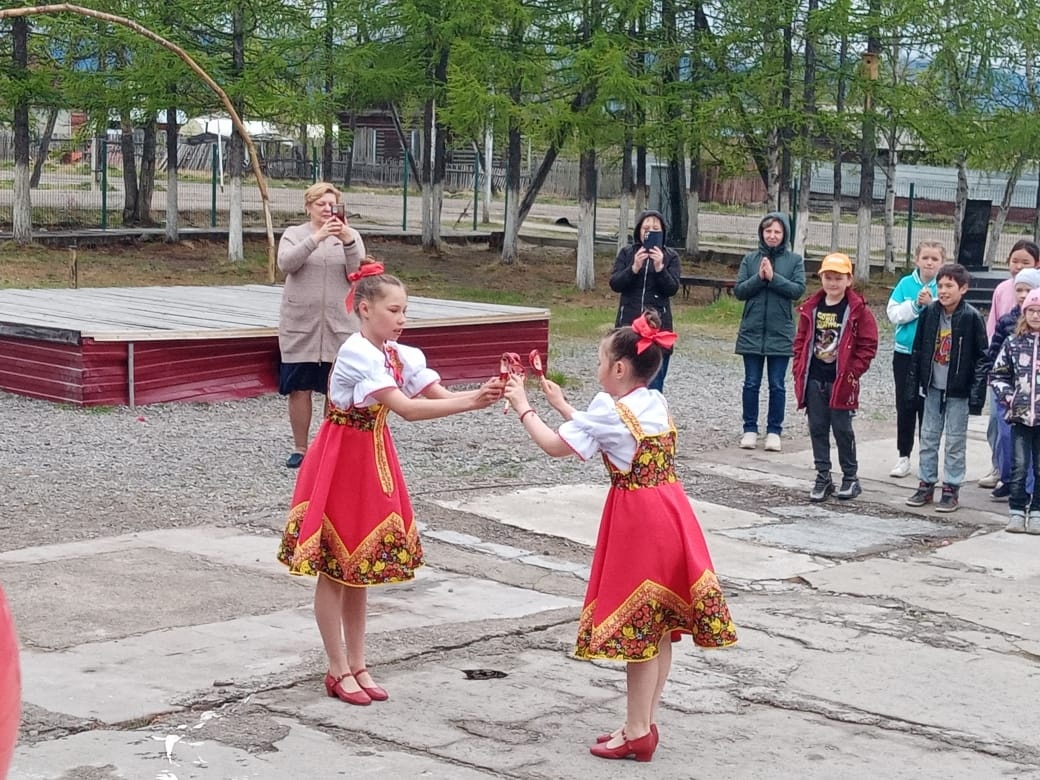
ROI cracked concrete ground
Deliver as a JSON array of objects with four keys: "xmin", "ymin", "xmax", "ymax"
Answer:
[{"xmin": 5, "ymin": 418, "xmax": 1040, "ymax": 779}]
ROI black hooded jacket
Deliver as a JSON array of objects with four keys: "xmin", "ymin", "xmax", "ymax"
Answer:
[{"xmin": 609, "ymin": 209, "xmax": 682, "ymax": 336}]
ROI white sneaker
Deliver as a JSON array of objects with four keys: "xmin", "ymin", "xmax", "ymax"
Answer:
[
  {"xmin": 764, "ymin": 433, "xmax": 782, "ymax": 452},
  {"xmin": 977, "ymin": 468, "xmax": 1000, "ymax": 489},
  {"xmin": 1007, "ymin": 513, "xmax": 1027, "ymax": 533},
  {"xmin": 739, "ymin": 432, "xmax": 758, "ymax": 449},
  {"xmin": 1027, "ymin": 513, "xmax": 1040, "ymax": 535},
  {"xmin": 889, "ymin": 456, "xmax": 911, "ymax": 478}
]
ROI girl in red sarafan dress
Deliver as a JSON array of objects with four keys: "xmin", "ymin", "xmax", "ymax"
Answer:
[
  {"xmin": 503, "ymin": 310, "xmax": 737, "ymax": 764},
  {"xmin": 277, "ymin": 265, "xmax": 503, "ymax": 706}
]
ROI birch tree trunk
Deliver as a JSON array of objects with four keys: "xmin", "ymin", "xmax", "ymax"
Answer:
[
  {"xmin": 795, "ymin": 159, "xmax": 812, "ymax": 257},
  {"xmin": 432, "ymin": 117, "xmax": 445, "ymax": 248},
  {"xmin": 831, "ymin": 37, "xmax": 848, "ymax": 251},
  {"xmin": 501, "ymin": 117, "xmax": 521, "ymax": 264},
  {"xmin": 618, "ymin": 136, "xmax": 632, "ymax": 253},
  {"xmin": 882, "ymin": 142, "xmax": 897, "ymax": 272},
  {"xmin": 12, "ymin": 18, "xmax": 32, "ymax": 244},
  {"xmin": 985, "ymin": 153, "xmax": 1026, "ymax": 267},
  {"xmin": 29, "ymin": 108, "xmax": 58, "ymax": 189},
  {"xmin": 420, "ymin": 100, "xmax": 435, "ymax": 250},
  {"xmin": 120, "ymin": 112, "xmax": 140, "ymax": 225},
  {"xmin": 953, "ymin": 156, "xmax": 968, "ymax": 260},
  {"xmin": 165, "ymin": 106, "xmax": 179, "ymax": 242},
  {"xmin": 138, "ymin": 117, "xmax": 156, "ymax": 225},
  {"xmin": 576, "ymin": 149, "xmax": 596, "ymax": 291},
  {"xmin": 686, "ymin": 152, "xmax": 701, "ymax": 255},
  {"xmin": 482, "ymin": 121, "xmax": 493, "ymax": 224},
  {"xmin": 766, "ymin": 129, "xmax": 781, "ymax": 210},
  {"xmin": 227, "ymin": 130, "xmax": 244, "ymax": 262}
]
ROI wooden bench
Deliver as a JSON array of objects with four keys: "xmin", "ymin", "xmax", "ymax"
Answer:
[{"xmin": 679, "ymin": 275, "xmax": 737, "ymax": 302}]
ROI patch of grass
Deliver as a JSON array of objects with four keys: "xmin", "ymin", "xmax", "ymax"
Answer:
[
  {"xmin": 545, "ymin": 368, "xmax": 571, "ymax": 387},
  {"xmin": 549, "ymin": 304, "xmax": 616, "ymax": 339},
  {"xmin": 675, "ymin": 295, "xmax": 742, "ymax": 327},
  {"xmin": 447, "ymin": 287, "xmax": 528, "ymax": 305}
]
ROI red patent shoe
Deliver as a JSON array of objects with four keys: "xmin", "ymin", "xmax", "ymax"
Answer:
[
  {"xmin": 595, "ymin": 723, "xmax": 658, "ymax": 746},
  {"xmin": 589, "ymin": 730, "xmax": 656, "ymax": 762},
  {"xmin": 324, "ymin": 672, "xmax": 372, "ymax": 706},
  {"xmin": 351, "ymin": 667, "xmax": 389, "ymax": 702}
]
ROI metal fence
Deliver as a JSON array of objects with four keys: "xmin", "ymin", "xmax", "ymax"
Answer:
[{"xmin": 0, "ymin": 133, "xmax": 1036, "ymax": 269}]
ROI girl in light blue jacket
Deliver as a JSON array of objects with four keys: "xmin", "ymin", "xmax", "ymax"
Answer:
[{"xmin": 885, "ymin": 241, "xmax": 943, "ymax": 478}]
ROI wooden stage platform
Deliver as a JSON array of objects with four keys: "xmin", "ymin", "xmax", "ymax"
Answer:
[{"xmin": 0, "ymin": 285, "xmax": 549, "ymax": 406}]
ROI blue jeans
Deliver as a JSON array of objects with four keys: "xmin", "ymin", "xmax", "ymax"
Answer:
[
  {"xmin": 918, "ymin": 390, "xmax": 969, "ymax": 486},
  {"xmin": 649, "ymin": 353, "xmax": 671, "ymax": 393},
  {"xmin": 993, "ymin": 411, "xmax": 1034, "ymax": 491},
  {"xmin": 1010, "ymin": 423, "xmax": 1040, "ymax": 512},
  {"xmin": 742, "ymin": 354, "xmax": 789, "ymax": 435},
  {"xmin": 987, "ymin": 389, "xmax": 1001, "ymax": 470}
]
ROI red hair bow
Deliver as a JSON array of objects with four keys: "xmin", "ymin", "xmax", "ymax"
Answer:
[
  {"xmin": 632, "ymin": 313, "xmax": 677, "ymax": 354},
  {"xmin": 345, "ymin": 262, "xmax": 386, "ymax": 312}
]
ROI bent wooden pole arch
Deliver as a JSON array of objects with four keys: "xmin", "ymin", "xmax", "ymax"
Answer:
[{"xmin": 0, "ymin": 4, "xmax": 278, "ymax": 282}]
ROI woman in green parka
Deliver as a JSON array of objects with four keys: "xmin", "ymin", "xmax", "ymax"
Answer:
[{"xmin": 734, "ymin": 212, "xmax": 806, "ymax": 453}]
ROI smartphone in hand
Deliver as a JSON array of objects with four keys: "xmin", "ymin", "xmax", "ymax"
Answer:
[
  {"xmin": 331, "ymin": 203, "xmax": 346, "ymax": 220},
  {"xmin": 643, "ymin": 230, "xmax": 663, "ymax": 250}
]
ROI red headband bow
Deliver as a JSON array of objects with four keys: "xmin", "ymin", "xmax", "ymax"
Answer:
[
  {"xmin": 631, "ymin": 313, "xmax": 677, "ymax": 354},
  {"xmin": 345, "ymin": 262, "xmax": 386, "ymax": 312}
]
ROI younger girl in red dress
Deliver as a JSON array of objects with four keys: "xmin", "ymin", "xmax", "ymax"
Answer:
[
  {"xmin": 503, "ymin": 311, "xmax": 737, "ymax": 763},
  {"xmin": 278, "ymin": 265, "xmax": 503, "ymax": 706}
]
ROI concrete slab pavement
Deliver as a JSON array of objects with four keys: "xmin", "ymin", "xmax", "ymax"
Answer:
[{"xmin": 9, "ymin": 428, "xmax": 1040, "ymax": 778}]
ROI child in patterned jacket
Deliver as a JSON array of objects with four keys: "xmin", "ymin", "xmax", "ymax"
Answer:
[{"xmin": 989, "ymin": 288, "xmax": 1040, "ymax": 533}]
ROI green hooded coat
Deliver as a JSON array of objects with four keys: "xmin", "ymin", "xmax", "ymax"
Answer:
[{"xmin": 733, "ymin": 212, "xmax": 806, "ymax": 356}]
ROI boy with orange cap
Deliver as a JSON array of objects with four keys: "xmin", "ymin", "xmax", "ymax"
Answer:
[{"xmin": 793, "ymin": 253, "xmax": 878, "ymax": 501}]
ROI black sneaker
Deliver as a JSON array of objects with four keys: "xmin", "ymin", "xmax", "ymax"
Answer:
[
  {"xmin": 906, "ymin": 481, "xmax": 935, "ymax": 507},
  {"xmin": 836, "ymin": 477, "xmax": 862, "ymax": 500},
  {"xmin": 935, "ymin": 484, "xmax": 960, "ymax": 513},
  {"xmin": 991, "ymin": 482, "xmax": 1010, "ymax": 501},
  {"xmin": 809, "ymin": 473, "xmax": 835, "ymax": 502}
]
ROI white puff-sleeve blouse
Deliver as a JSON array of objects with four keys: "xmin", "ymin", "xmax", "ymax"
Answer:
[
  {"xmin": 557, "ymin": 388, "xmax": 672, "ymax": 470},
  {"xmin": 328, "ymin": 332, "xmax": 440, "ymax": 409}
]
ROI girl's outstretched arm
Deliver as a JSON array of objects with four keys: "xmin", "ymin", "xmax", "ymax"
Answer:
[
  {"xmin": 504, "ymin": 376, "xmax": 574, "ymax": 457},
  {"xmin": 373, "ymin": 378, "xmax": 502, "ymax": 422}
]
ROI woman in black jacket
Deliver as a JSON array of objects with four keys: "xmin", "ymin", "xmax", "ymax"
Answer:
[{"xmin": 609, "ymin": 209, "xmax": 682, "ymax": 391}]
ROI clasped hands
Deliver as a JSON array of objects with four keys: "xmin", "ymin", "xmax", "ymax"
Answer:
[{"xmin": 759, "ymin": 257, "xmax": 774, "ymax": 281}]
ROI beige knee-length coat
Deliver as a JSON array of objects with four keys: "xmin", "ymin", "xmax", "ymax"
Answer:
[{"xmin": 277, "ymin": 222, "xmax": 367, "ymax": 364}]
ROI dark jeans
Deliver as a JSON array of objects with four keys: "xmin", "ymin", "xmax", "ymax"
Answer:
[
  {"xmin": 742, "ymin": 354, "xmax": 789, "ymax": 435},
  {"xmin": 806, "ymin": 379, "xmax": 857, "ymax": 479},
  {"xmin": 649, "ymin": 352, "xmax": 671, "ymax": 393},
  {"xmin": 892, "ymin": 352, "xmax": 923, "ymax": 457},
  {"xmin": 1009, "ymin": 423, "xmax": 1040, "ymax": 512}
]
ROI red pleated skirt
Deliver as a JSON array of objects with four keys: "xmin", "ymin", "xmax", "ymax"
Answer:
[{"xmin": 277, "ymin": 403, "xmax": 424, "ymax": 586}]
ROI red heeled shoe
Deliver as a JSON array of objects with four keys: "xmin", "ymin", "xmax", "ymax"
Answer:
[
  {"xmin": 595, "ymin": 723, "xmax": 658, "ymax": 745},
  {"xmin": 589, "ymin": 730, "xmax": 656, "ymax": 762},
  {"xmin": 351, "ymin": 667, "xmax": 389, "ymax": 702},
  {"xmin": 324, "ymin": 672, "xmax": 372, "ymax": 706}
]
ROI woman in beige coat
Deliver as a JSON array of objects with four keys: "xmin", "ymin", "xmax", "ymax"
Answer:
[{"xmin": 278, "ymin": 182, "xmax": 367, "ymax": 468}]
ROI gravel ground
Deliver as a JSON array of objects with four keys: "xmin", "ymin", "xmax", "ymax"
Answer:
[{"xmin": 0, "ymin": 331, "xmax": 901, "ymax": 554}]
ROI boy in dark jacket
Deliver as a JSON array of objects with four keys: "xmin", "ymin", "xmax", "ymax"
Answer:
[
  {"xmin": 793, "ymin": 253, "xmax": 878, "ymax": 501},
  {"xmin": 905, "ymin": 263, "xmax": 991, "ymax": 512},
  {"xmin": 609, "ymin": 209, "xmax": 682, "ymax": 392}
]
